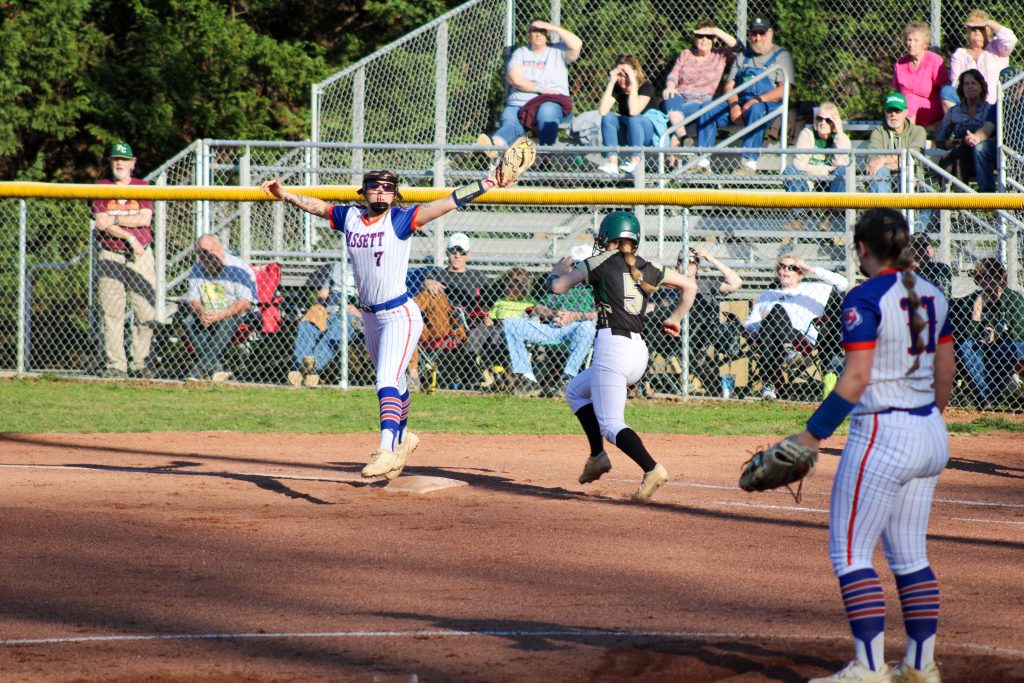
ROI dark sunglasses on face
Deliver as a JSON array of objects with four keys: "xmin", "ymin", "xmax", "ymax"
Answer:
[
  {"xmin": 447, "ymin": 247, "xmax": 468, "ymax": 256},
  {"xmin": 814, "ymin": 116, "xmax": 832, "ymax": 124},
  {"xmin": 364, "ymin": 180, "xmax": 397, "ymax": 192},
  {"xmin": 528, "ymin": 27, "xmax": 547, "ymax": 34},
  {"xmin": 693, "ymin": 33, "xmax": 713, "ymax": 40},
  {"xmin": 750, "ymin": 30, "xmax": 768, "ymax": 37},
  {"xmin": 777, "ymin": 264, "xmax": 800, "ymax": 273}
]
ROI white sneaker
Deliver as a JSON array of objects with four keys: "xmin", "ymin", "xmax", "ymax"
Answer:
[
  {"xmin": 809, "ymin": 661, "xmax": 891, "ymax": 683},
  {"xmin": 890, "ymin": 660, "xmax": 940, "ymax": 683},
  {"xmin": 596, "ymin": 160, "xmax": 620, "ymax": 174},
  {"xmin": 619, "ymin": 160, "xmax": 637, "ymax": 173},
  {"xmin": 361, "ymin": 449, "xmax": 400, "ymax": 478},
  {"xmin": 632, "ymin": 463, "xmax": 668, "ymax": 502},
  {"xmin": 210, "ymin": 370, "xmax": 232, "ymax": 383},
  {"xmin": 760, "ymin": 382, "xmax": 777, "ymax": 401},
  {"xmin": 286, "ymin": 370, "xmax": 303, "ymax": 387}
]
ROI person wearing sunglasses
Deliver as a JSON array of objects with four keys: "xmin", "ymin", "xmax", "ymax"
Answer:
[
  {"xmin": 941, "ymin": 10, "xmax": 1017, "ymax": 111},
  {"xmin": 781, "ymin": 102, "xmax": 851, "ymax": 230},
  {"xmin": 743, "ymin": 255, "xmax": 849, "ymax": 400},
  {"xmin": 261, "ymin": 166, "xmax": 508, "ymax": 481},
  {"xmin": 476, "ymin": 20, "xmax": 582, "ymax": 151},
  {"xmin": 661, "ymin": 20, "xmax": 738, "ymax": 163},
  {"xmin": 692, "ymin": 14, "xmax": 796, "ymax": 174}
]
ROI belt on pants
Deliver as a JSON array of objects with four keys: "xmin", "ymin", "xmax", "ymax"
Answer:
[
  {"xmin": 356, "ymin": 292, "xmax": 409, "ymax": 313},
  {"xmin": 868, "ymin": 403, "xmax": 936, "ymax": 417},
  {"xmin": 607, "ymin": 327, "xmax": 636, "ymax": 338}
]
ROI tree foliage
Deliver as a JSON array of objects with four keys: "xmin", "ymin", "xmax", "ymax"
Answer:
[{"xmin": 0, "ymin": 0, "xmax": 455, "ymax": 182}]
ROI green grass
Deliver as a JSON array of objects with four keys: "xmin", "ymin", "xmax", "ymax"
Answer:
[{"xmin": 1, "ymin": 377, "xmax": 1019, "ymax": 436}]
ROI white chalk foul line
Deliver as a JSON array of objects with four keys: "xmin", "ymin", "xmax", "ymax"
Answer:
[{"xmin": 0, "ymin": 628, "xmax": 1020, "ymax": 658}]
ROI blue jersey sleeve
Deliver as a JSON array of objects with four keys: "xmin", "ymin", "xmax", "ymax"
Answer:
[
  {"xmin": 328, "ymin": 205, "xmax": 352, "ymax": 232},
  {"xmin": 390, "ymin": 206, "xmax": 420, "ymax": 240},
  {"xmin": 840, "ymin": 283, "xmax": 883, "ymax": 351}
]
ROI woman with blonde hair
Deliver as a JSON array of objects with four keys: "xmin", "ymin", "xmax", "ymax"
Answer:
[
  {"xmin": 597, "ymin": 54, "xmax": 667, "ymax": 174},
  {"xmin": 942, "ymin": 9, "xmax": 1017, "ymax": 109},
  {"xmin": 893, "ymin": 21, "xmax": 949, "ymax": 129},
  {"xmin": 782, "ymin": 102, "xmax": 852, "ymax": 229}
]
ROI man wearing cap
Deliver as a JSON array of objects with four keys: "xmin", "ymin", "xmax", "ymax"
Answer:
[
  {"xmin": 693, "ymin": 15, "xmax": 796, "ymax": 174},
  {"xmin": 418, "ymin": 233, "xmax": 496, "ymax": 388},
  {"xmin": 91, "ymin": 142, "xmax": 157, "ymax": 379},
  {"xmin": 866, "ymin": 92, "xmax": 928, "ymax": 192}
]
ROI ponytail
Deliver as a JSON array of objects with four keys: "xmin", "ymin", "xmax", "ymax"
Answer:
[
  {"xmin": 615, "ymin": 240, "xmax": 658, "ymax": 294},
  {"xmin": 898, "ymin": 246, "xmax": 926, "ymax": 374}
]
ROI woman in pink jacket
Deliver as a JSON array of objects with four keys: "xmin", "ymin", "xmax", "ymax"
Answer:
[{"xmin": 893, "ymin": 21, "xmax": 949, "ymax": 130}]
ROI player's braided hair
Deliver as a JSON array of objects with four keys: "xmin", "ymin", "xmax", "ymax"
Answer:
[
  {"xmin": 612, "ymin": 239, "xmax": 659, "ymax": 294},
  {"xmin": 854, "ymin": 208, "xmax": 926, "ymax": 372}
]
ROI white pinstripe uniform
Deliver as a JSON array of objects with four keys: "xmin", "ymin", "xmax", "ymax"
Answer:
[
  {"xmin": 329, "ymin": 205, "xmax": 424, "ymax": 392},
  {"xmin": 829, "ymin": 270, "xmax": 953, "ymax": 576}
]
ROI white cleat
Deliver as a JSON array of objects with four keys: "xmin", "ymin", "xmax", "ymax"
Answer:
[
  {"xmin": 808, "ymin": 660, "xmax": 892, "ymax": 683},
  {"xmin": 632, "ymin": 463, "xmax": 669, "ymax": 502},
  {"xmin": 890, "ymin": 660, "xmax": 940, "ymax": 683},
  {"xmin": 578, "ymin": 452, "xmax": 612, "ymax": 484},
  {"xmin": 385, "ymin": 431, "xmax": 419, "ymax": 481},
  {"xmin": 362, "ymin": 449, "xmax": 400, "ymax": 478}
]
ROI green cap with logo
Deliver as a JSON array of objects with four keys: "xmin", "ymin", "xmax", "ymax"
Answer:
[
  {"xmin": 884, "ymin": 92, "xmax": 907, "ymax": 112},
  {"xmin": 108, "ymin": 142, "xmax": 135, "ymax": 159}
]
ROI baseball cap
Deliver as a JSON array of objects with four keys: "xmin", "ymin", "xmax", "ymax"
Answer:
[
  {"xmin": 884, "ymin": 92, "xmax": 908, "ymax": 111},
  {"xmin": 109, "ymin": 142, "xmax": 135, "ymax": 159},
  {"xmin": 447, "ymin": 232, "xmax": 471, "ymax": 252},
  {"xmin": 749, "ymin": 15, "xmax": 773, "ymax": 32}
]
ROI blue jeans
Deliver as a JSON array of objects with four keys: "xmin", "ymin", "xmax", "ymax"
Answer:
[
  {"xmin": 973, "ymin": 139, "xmax": 997, "ymax": 192},
  {"xmin": 662, "ymin": 98, "xmax": 704, "ymax": 139},
  {"xmin": 867, "ymin": 166, "xmax": 933, "ymax": 231},
  {"xmin": 600, "ymin": 112, "xmax": 655, "ymax": 158},
  {"xmin": 783, "ymin": 164, "xmax": 847, "ymax": 193},
  {"xmin": 957, "ymin": 338, "xmax": 1024, "ymax": 405},
  {"xmin": 696, "ymin": 99, "xmax": 781, "ymax": 160},
  {"xmin": 293, "ymin": 315, "xmax": 356, "ymax": 372},
  {"xmin": 183, "ymin": 313, "xmax": 236, "ymax": 376},
  {"xmin": 494, "ymin": 101, "xmax": 570, "ymax": 146},
  {"xmin": 503, "ymin": 317, "xmax": 596, "ymax": 378}
]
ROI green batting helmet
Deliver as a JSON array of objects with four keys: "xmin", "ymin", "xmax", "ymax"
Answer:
[{"xmin": 597, "ymin": 211, "xmax": 641, "ymax": 248}]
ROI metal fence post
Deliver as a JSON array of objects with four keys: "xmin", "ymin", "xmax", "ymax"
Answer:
[
  {"xmin": 155, "ymin": 173, "xmax": 168, "ymax": 323},
  {"xmin": 17, "ymin": 199, "xmax": 27, "ymax": 376},
  {"xmin": 931, "ymin": 0, "xmax": 942, "ymax": 50},
  {"xmin": 433, "ymin": 20, "xmax": 450, "ymax": 191},
  {"xmin": 352, "ymin": 69, "xmax": 366, "ymax": 183},
  {"xmin": 680, "ymin": 208, "xmax": 690, "ymax": 401}
]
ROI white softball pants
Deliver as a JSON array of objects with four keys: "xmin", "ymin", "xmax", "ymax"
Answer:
[
  {"xmin": 566, "ymin": 329, "xmax": 648, "ymax": 443},
  {"xmin": 361, "ymin": 300, "xmax": 423, "ymax": 393},
  {"xmin": 829, "ymin": 408, "xmax": 949, "ymax": 576}
]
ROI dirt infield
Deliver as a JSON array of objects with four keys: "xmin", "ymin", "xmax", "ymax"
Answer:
[{"xmin": 1, "ymin": 431, "xmax": 1022, "ymax": 682}]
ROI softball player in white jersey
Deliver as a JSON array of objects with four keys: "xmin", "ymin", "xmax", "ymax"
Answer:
[
  {"xmin": 546, "ymin": 211, "xmax": 696, "ymax": 502},
  {"xmin": 785, "ymin": 209, "xmax": 953, "ymax": 683},
  {"xmin": 262, "ymin": 170, "xmax": 504, "ymax": 480}
]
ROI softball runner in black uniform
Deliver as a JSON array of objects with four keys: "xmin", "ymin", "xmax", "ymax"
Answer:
[{"xmin": 546, "ymin": 211, "xmax": 697, "ymax": 501}]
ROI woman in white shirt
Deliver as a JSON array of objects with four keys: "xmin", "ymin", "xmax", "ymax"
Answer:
[{"xmin": 743, "ymin": 256, "xmax": 849, "ymax": 399}]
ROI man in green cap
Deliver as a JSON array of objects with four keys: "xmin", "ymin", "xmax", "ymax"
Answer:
[
  {"xmin": 91, "ymin": 142, "xmax": 158, "ymax": 379},
  {"xmin": 865, "ymin": 92, "xmax": 928, "ymax": 193}
]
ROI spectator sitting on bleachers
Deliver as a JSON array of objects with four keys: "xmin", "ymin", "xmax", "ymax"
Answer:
[
  {"xmin": 596, "ymin": 55, "xmax": 667, "ymax": 175},
  {"xmin": 476, "ymin": 20, "xmax": 582, "ymax": 150},
  {"xmin": 503, "ymin": 250, "xmax": 597, "ymax": 396},
  {"xmin": 693, "ymin": 14, "xmax": 796, "ymax": 175},
  {"xmin": 936, "ymin": 69, "xmax": 996, "ymax": 192},
  {"xmin": 951, "ymin": 258, "xmax": 1024, "ymax": 408},
  {"xmin": 909, "ymin": 233, "xmax": 953, "ymax": 299},
  {"xmin": 469, "ymin": 267, "xmax": 535, "ymax": 391},
  {"xmin": 865, "ymin": 92, "xmax": 927, "ymax": 193},
  {"xmin": 183, "ymin": 234, "xmax": 258, "ymax": 383},
  {"xmin": 660, "ymin": 20, "xmax": 738, "ymax": 158},
  {"xmin": 742, "ymin": 255, "xmax": 849, "ymax": 400},
  {"xmin": 893, "ymin": 20, "xmax": 949, "ymax": 130},
  {"xmin": 941, "ymin": 10, "xmax": 1017, "ymax": 110},
  {"xmin": 781, "ymin": 102, "xmax": 851, "ymax": 230},
  {"xmin": 287, "ymin": 263, "xmax": 361, "ymax": 388}
]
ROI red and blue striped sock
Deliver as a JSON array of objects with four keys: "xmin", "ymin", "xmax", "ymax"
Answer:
[
  {"xmin": 398, "ymin": 390, "xmax": 411, "ymax": 443},
  {"xmin": 377, "ymin": 387, "xmax": 402, "ymax": 451},
  {"xmin": 895, "ymin": 566, "xmax": 939, "ymax": 670},
  {"xmin": 838, "ymin": 567, "xmax": 886, "ymax": 671}
]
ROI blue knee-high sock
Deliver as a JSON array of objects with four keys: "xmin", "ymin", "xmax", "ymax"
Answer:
[
  {"xmin": 398, "ymin": 389, "xmax": 411, "ymax": 443},
  {"xmin": 895, "ymin": 566, "xmax": 939, "ymax": 670},
  {"xmin": 838, "ymin": 568, "xmax": 886, "ymax": 671},
  {"xmin": 377, "ymin": 386, "xmax": 402, "ymax": 451}
]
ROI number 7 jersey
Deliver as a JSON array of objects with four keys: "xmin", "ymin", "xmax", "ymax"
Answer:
[
  {"xmin": 329, "ymin": 205, "xmax": 421, "ymax": 307},
  {"xmin": 840, "ymin": 269, "xmax": 953, "ymax": 414}
]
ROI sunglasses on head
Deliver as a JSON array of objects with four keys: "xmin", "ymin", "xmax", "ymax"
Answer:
[
  {"xmin": 447, "ymin": 247, "xmax": 468, "ymax": 255},
  {"xmin": 777, "ymin": 263, "xmax": 800, "ymax": 273},
  {"xmin": 364, "ymin": 180, "xmax": 397, "ymax": 192}
]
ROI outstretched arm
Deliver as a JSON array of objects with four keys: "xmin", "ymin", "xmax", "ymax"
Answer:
[
  {"xmin": 261, "ymin": 179, "xmax": 332, "ymax": 218},
  {"xmin": 415, "ymin": 175, "xmax": 497, "ymax": 226}
]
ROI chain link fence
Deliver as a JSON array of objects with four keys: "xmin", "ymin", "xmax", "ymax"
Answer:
[{"xmin": 3, "ymin": 141, "xmax": 1023, "ymax": 412}]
